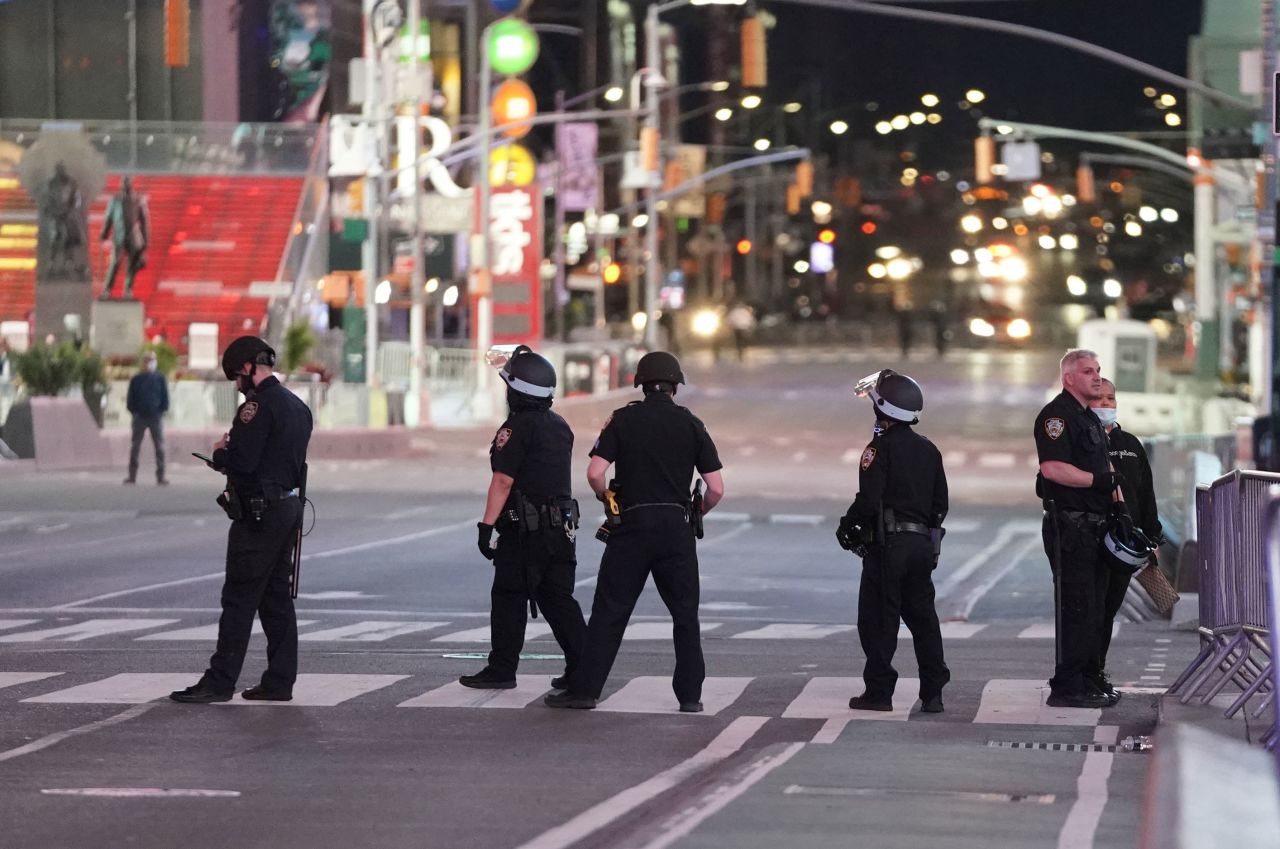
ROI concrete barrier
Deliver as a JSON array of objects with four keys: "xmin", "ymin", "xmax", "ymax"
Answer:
[{"xmin": 31, "ymin": 397, "xmax": 114, "ymax": 471}]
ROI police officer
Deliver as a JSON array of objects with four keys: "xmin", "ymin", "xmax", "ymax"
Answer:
[
  {"xmin": 1034, "ymin": 348, "xmax": 1118, "ymax": 709},
  {"xmin": 837, "ymin": 369, "xmax": 950, "ymax": 713},
  {"xmin": 545, "ymin": 352, "xmax": 724, "ymax": 712},
  {"xmin": 461, "ymin": 346, "xmax": 588, "ymax": 689},
  {"xmin": 1094, "ymin": 377, "xmax": 1163, "ymax": 695},
  {"xmin": 171, "ymin": 336, "xmax": 312, "ymax": 703}
]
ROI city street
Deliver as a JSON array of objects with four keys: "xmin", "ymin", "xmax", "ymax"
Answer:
[{"xmin": 0, "ymin": 348, "xmax": 1191, "ymax": 849}]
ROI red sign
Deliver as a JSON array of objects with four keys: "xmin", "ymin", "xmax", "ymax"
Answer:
[{"xmin": 473, "ymin": 184, "xmax": 543, "ymax": 345}]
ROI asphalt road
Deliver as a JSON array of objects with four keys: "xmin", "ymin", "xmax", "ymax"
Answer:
[{"xmin": 0, "ymin": 347, "xmax": 1192, "ymax": 849}]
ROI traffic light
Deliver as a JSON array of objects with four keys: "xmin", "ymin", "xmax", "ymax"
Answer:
[
  {"xmin": 859, "ymin": 221, "xmax": 877, "ymax": 235},
  {"xmin": 817, "ymin": 228, "xmax": 836, "ymax": 244},
  {"xmin": 707, "ymin": 193, "xmax": 726, "ymax": 226},
  {"xmin": 736, "ymin": 239, "xmax": 752, "ymax": 255},
  {"xmin": 1076, "ymin": 164, "xmax": 1096, "ymax": 204},
  {"xmin": 491, "ymin": 79, "xmax": 537, "ymax": 140},
  {"xmin": 975, "ymin": 136, "xmax": 995, "ymax": 185},
  {"xmin": 786, "ymin": 184, "xmax": 801, "ymax": 216},
  {"xmin": 741, "ymin": 16, "xmax": 767, "ymax": 89},
  {"xmin": 603, "ymin": 262, "xmax": 622, "ymax": 284},
  {"xmin": 795, "ymin": 161, "xmax": 814, "ymax": 198}
]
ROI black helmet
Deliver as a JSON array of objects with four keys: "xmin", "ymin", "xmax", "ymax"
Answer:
[
  {"xmin": 1100, "ymin": 506, "xmax": 1154, "ymax": 575},
  {"xmin": 634, "ymin": 351, "xmax": 685, "ymax": 387},
  {"xmin": 853, "ymin": 369, "xmax": 923, "ymax": 424},
  {"xmin": 499, "ymin": 345, "xmax": 556, "ymax": 399},
  {"xmin": 221, "ymin": 336, "xmax": 276, "ymax": 380}
]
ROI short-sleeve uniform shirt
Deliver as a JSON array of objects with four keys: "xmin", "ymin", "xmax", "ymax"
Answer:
[
  {"xmin": 489, "ymin": 408, "xmax": 574, "ymax": 502},
  {"xmin": 1034, "ymin": 390, "xmax": 1110, "ymax": 513},
  {"xmin": 589, "ymin": 393, "xmax": 721, "ymax": 507}
]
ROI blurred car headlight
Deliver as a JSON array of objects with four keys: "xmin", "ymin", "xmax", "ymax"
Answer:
[
  {"xmin": 1007, "ymin": 318, "xmax": 1032, "ymax": 339},
  {"xmin": 691, "ymin": 309, "xmax": 721, "ymax": 338},
  {"xmin": 968, "ymin": 318, "xmax": 996, "ymax": 337}
]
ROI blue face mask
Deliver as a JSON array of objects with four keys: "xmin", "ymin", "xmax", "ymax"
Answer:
[{"xmin": 1091, "ymin": 407, "xmax": 1117, "ymax": 427}]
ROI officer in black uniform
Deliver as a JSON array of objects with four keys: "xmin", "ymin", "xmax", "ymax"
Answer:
[
  {"xmin": 545, "ymin": 351, "xmax": 724, "ymax": 712},
  {"xmin": 838, "ymin": 369, "xmax": 950, "ymax": 714},
  {"xmin": 171, "ymin": 336, "xmax": 312, "ymax": 703},
  {"xmin": 1094, "ymin": 377, "xmax": 1163, "ymax": 691},
  {"xmin": 460, "ymin": 346, "xmax": 587, "ymax": 689},
  {"xmin": 1034, "ymin": 348, "xmax": 1119, "ymax": 709}
]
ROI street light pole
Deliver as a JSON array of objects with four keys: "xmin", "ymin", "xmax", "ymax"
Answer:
[
  {"xmin": 475, "ymin": 21, "xmax": 495, "ymax": 417},
  {"xmin": 406, "ymin": 0, "xmax": 428, "ymax": 427},
  {"xmin": 643, "ymin": 2, "xmax": 663, "ymax": 348}
]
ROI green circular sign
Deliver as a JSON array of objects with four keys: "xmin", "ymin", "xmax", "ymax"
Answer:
[{"xmin": 487, "ymin": 18, "xmax": 539, "ymax": 76}]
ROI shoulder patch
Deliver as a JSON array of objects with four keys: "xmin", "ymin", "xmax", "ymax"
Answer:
[
  {"xmin": 1044, "ymin": 417, "xmax": 1065, "ymax": 440},
  {"xmin": 600, "ymin": 414, "xmax": 613, "ymax": 431},
  {"xmin": 494, "ymin": 427, "xmax": 513, "ymax": 451},
  {"xmin": 239, "ymin": 401, "xmax": 259, "ymax": 424},
  {"xmin": 861, "ymin": 447, "xmax": 877, "ymax": 470}
]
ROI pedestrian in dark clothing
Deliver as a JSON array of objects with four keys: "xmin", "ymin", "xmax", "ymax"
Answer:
[
  {"xmin": 545, "ymin": 352, "xmax": 724, "ymax": 712},
  {"xmin": 1034, "ymin": 348, "xmax": 1119, "ymax": 710},
  {"xmin": 838, "ymin": 369, "xmax": 950, "ymax": 714},
  {"xmin": 125, "ymin": 351, "xmax": 168, "ymax": 485},
  {"xmin": 171, "ymin": 336, "xmax": 312, "ymax": 703},
  {"xmin": 1094, "ymin": 378, "xmax": 1163, "ymax": 681},
  {"xmin": 461, "ymin": 346, "xmax": 587, "ymax": 690}
]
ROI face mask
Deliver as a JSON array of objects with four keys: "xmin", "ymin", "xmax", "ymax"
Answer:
[
  {"xmin": 145, "ymin": 360, "xmax": 157, "ymax": 372},
  {"xmin": 236, "ymin": 372, "xmax": 255, "ymax": 396},
  {"xmin": 1091, "ymin": 407, "xmax": 1117, "ymax": 427}
]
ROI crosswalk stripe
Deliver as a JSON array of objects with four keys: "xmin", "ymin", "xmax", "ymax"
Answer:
[
  {"xmin": 596, "ymin": 676, "xmax": 751, "ymax": 717},
  {"xmin": 732, "ymin": 624, "xmax": 855, "ymax": 640},
  {"xmin": 24, "ymin": 673, "xmax": 195, "ymax": 704},
  {"xmin": 934, "ymin": 623, "xmax": 988, "ymax": 640},
  {"xmin": 298, "ymin": 621, "xmax": 447, "ymax": 642},
  {"xmin": 223, "ymin": 674, "xmax": 407, "ymax": 707},
  {"xmin": 1018, "ymin": 623, "xmax": 1119, "ymax": 640},
  {"xmin": 398, "ymin": 678, "xmax": 552, "ymax": 709},
  {"xmin": 0, "ymin": 619, "xmax": 179, "ymax": 642},
  {"xmin": 137, "ymin": 620, "xmax": 318, "ymax": 641},
  {"xmin": 624, "ymin": 622, "xmax": 722, "ymax": 641},
  {"xmin": 781, "ymin": 677, "xmax": 918, "ymax": 722},
  {"xmin": 0, "ymin": 620, "xmax": 40, "ymax": 632},
  {"xmin": 432, "ymin": 624, "xmax": 553, "ymax": 643},
  {"xmin": 973, "ymin": 679, "xmax": 1100, "ymax": 726},
  {"xmin": 0, "ymin": 672, "xmax": 62, "ymax": 690}
]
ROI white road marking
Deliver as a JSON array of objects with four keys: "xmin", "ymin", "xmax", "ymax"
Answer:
[
  {"xmin": 596, "ymin": 676, "xmax": 751, "ymax": 716},
  {"xmin": 0, "ymin": 619, "xmax": 39, "ymax": 631},
  {"xmin": 298, "ymin": 621, "xmax": 446, "ymax": 642},
  {"xmin": 791, "ymin": 451, "xmax": 808, "ymax": 463},
  {"xmin": 399, "ymin": 678, "xmax": 551, "ymax": 709},
  {"xmin": 768, "ymin": 514, "xmax": 825, "ymax": 525},
  {"xmin": 629, "ymin": 742, "xmax": 806, "ymax": 849},
  {"xmin": 1019, "ymin": 622, "xmax": 1121, "ymax": 639},
  {"xmin": 41, "ymin": 788, "xmax": 241, "ymax": 798},
  {"xmin": 382, "ymin": 505, "xmax": 434, "ymax": 521},
  {"xmin": 900, "ymin": 622, "xmax": 988, "ymax": 640},
  {"xmin": 431, "ymin": 623, "xmax": 553, "ymax": 643},
  {"xmin": 953, "ymin": 534, "xmax": 1043, "ymax": 619},
  {"xmin": 944, "ymin": 518, "xmax": 983, "ymax": 534},
  {"xmin": 978, "ymin": 453, "xmax": 1018, "ymax": 469},
  {"xmin": 934, "ymin": 519, "xmax": 1042, "ymax": 602},
  {"xmin": 703, "ymin": 512, "xmax": 752, "ymax": 523},
  {"xmin": 782, "ymin": 677, "xmax": 918, "ymax": 725},
  {"xmin": 0, "ymin": 618, "xmax": 178, "ymax": 642},
  {"xmin": 224, "ymin": 674, "xmax": 406, "ymax": 707},
  {"xmin": 137, "ymin": 620, "xmax": 317, "ymax": 641},
  {"xmin": 943, "ymin": 451, "xmax": 968, "ymax": 467},
  {"xmin": 0, "ymin": 704, "xmax": 155, "ymax": 763},
  {"xmin": 624, "ymin": 622, "xmax": 721, "ymax": 641},
  {"xmin": 1056, "ymin": 726, "xmax": 1117, "ymax": 849},
  {"xmin": 294, "ymin": 591, "xmax": 384, "ymax": 601},
  {"xmin": 512, "ymin": 716, "xmax": 769, "ymax": 849},
  {"xmin": 972, "ymin": 679, "xmax": 1099, "ymax": 726},
  {"xmin": 25, "ymin": 673, "xmax": 195, "ymax": 704},
  {"xmin": 732, "ymin": 624, "xmax": 856, "ymax": 640},
  {"xmin": 0, "ymin": 672, "xmax": 62, "ymax": 690}
]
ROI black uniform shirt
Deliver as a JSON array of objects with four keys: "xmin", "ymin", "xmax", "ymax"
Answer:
[
  {"xmin": 1107, "ymin": 424, "xmax": 1162, "ymax": 542},
  {"xmin": 489, "ymin": 408, "xmax": 574, "ymax": 501},
  {"xmin": 847, "ymin": 423, "xmax": 948, "ymax": 529},
  {"xmin": 589, "ymin": 393, "xmax": 721, "ymax": 507},
  {"xmin": 212, "ymin": 376, "xmax": 313, "ymax": 493},
  {"xmin": 1034, "ymin": 389, "xmax": 1110, "ymax": 513}
]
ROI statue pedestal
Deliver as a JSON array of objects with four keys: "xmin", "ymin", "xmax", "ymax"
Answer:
[
  {"xmin": 90, "ymin": 298, "xmax": 146, "ymax": 357},
  {"xmin": 34, "ymin": 279, "xmax": 93, "ymax": 345}
]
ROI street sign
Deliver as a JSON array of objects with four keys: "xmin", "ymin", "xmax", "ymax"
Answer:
[
  {"xmin": 474, "ymin": 184, "xmax": 543, "ymax": 346},
  {"xmin": 557, "ymin": 123, "xmax": 598, "ymax": 212},
  {"xmin": 1000, "ymin": 141, "xmax": 1042, "ymax": 182},
  {"xmin": 490, "ymin": 144, "xmax": 536, "ymax": 187},
  {"xmin": 671, "ymin": 145, "xmax": 707, "ymax": 218},
  {"xmin": 419, "ymin": 191, "xmax": 474, "ymax": 234},
  {"xmin": 487, "ymin": 18, "xmax": 539, "ymax": 76}
]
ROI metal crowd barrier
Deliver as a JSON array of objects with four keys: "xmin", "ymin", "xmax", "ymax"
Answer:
[
  {"xmin": 1263, "ymin": 488, "xmax": 1280, "ymax": 757},
  {"xmin": 1168, "ymin": 470, "xmax": 1280, "ymax": 721}
]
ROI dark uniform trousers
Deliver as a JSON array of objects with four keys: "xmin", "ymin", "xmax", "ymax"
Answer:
[
  {"xmin": 576, "ymin": 510, "xmax": 704, "ymax": 703},
  {"xmin": 1042, "ymin": 511, "xmax": 1109, "ymax": 692},
  {"xmin": 488, "ymin": 524, "xmax": 586, "ymax": 677},
  {"xmin": 1098, "ymin": 561, "xmax": 1131, "ymax": 670},
  {"xmin": 204, "ymin": 496, "xmax": 302, "ymax": 694},
  {"xmin": 858, "ymin": 533, "xmax": 949, "ymax": 701}
]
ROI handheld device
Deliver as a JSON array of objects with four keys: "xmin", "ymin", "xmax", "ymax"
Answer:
[{"xmin": 191, "ymin": 451, "xmax": 215, "ymax": 465}]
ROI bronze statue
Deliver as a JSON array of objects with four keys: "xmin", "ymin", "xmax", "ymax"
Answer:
[
  {"xmin": 100, "ymin": 176, "xmax": 150, "ymax": 299},
  {"xmin": 40, "ymin": 161, "xmax": 87, "ymax": 278}
]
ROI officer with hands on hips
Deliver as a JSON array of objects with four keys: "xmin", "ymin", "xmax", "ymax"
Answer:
[
  {"xmin": 545, "ymin": 351, "xmax": 724, "ymax": 712},
  {"xmin": 1034, "ymin": 348, "xmax": 1118, "ymax": 709},
  {"xmin": 461, "ymin": 346, "xmax": 587, "ymax": 690},
  {"xmin": 171, "ymin": 336, "xmax": 312, "ymax": 703},
  {"xmin": 837, "ymin": 369, "xmax": 950, "ymax": 714}
]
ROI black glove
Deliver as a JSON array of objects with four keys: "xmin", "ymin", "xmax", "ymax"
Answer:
[
  {"xmin": 1091, "ymin": 471, "xmax": 1123, "ymax": 493},
  {"xmin": 476, "ymin": 522, "xmax": 497, "ymax": 561},
  {"xmin": 836, "ymin": 516, "xmax": 868, "ymax": 557}
]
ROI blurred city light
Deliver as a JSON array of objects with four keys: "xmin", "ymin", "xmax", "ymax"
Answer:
[
  {"xmin": 867, "ymin": 262, "xmax": 888, "ymax": 279},
  {"xmin": 375, "ymin": 279, "xmax": 392, "ymax": 305},
  {"xmin": 1165, "ymin": 113, "xmax": 1182, "ymax": 127},
  {"xmin": 715, "ymin": 107, "xmax": 733, "ymax": 121},
  {"xmin": 1007, "ymin": 318, "xmax": 1031, "ymax": 339},
  {"xmin": 890, "ymin": 115, "xmax": 909, "ymax": 130},
  {"xmin": 926, "ymin": 113, "xmax": 942, "ymax": 124},
  {"xmin": 999, "ymin": 257, "xmax": 1028, "ymax": 282},
  {"xmin": 818, "ymin": 228, "xmax": 837, "ymax": 244},
  {"xmin": 920, "ymin": 93, "xmax": 940, "ymax": 107},
  {"xmin": 691, "ymin": 309, "xmax": 721, "ymax": 338},
  {"xmin": 1103, "ymin": 278, "xmax": 1123, "ymax": 298},
  {"xmin": 604, "ymin": 86, "xmax": 624, "ymax": 103},
  {"xmin": 753, "ymin": 138, "xmax": 771, "ymax": 151},
  {"xmin": 631, "ymin": 312, "xmax": 648, "ymax": 332},
  {"xmin": 875, "ymin": 245, "xmax": 902, "ymax": 259},
  {"xmin": 1022, "ymin": 196, "xmax": 1043, "ymax": 216},
  {"xmin": 909, "ymin": 112, "xmax": 925, "ymax": 124},
  {"xmin": 875, "ymin": 121, "xmax": 892, "ymax": 135},
  {"xmin": 710, "ymin": 80, "xmax": 731, "ymax": 91},
  {"xmin": 1124, "ymin": 221, "xmax": 1143, "ymax": 237},
  {"xmin": 1038, "ymin": 234, "xmax": 1056, "ymax": 250},
  {"xmin": 1059, "ymin": 233, "xmax": 1080, "ymax": 250},
  {"xmin": 426, "ymin": 277, "xmax": 440, "ymax": 294},
  {"xmin": 1139, "ymin": 206, "xmax": 1158, "ymax": 222},
  {"xmin": 960, "ymin": 214, "xmax": 983, "ymax": 233},
  {"xmin": 1160, "ymin": 208, "xmax": 1179, "ymax": 223},
  {"xmin": 886, "ymin": 257, "xmax": 913, "ymax": 280},
  {"xmin": 1066, "ymin": 275, "xmax": 1087, "ymax": 296},
  {"xmin": 633, "ymin": 213, "xmax": 649, "ymax": 228},
  {"xmin": 829, "ymin": 120, "xmax": 849, "ymax": 135},
  {"xmin": 783, "ymin": 101, "xmax": 803, "ymax": 113},
  {"xmin": 741, "ymin": 94, "xmax": 762, "ymax": 109},
  {"xmin": 965, "ymin": 89, "xmax": 986, "ymax": 103},
  {"xmin": 1157, "ymin": 93, "xmax": 1177, "ymax": 107},
  {"xmin": 794, "ymin": 260, "xmax": 810, "ymax": 273},
  {"xmin": 443, "ymin": 285, "xmax": 459, "ymax": 307},
  {"xmin": 969, "ymin": 317, "xmax": 995, "ymax": 337},
  {"xmin": 810, "ymin": 200, "xmax": 833, "ymax": 220},
  {"xmin": 950, "ymin": 248, "xmax": 970, "ymax": 265},
  {"xmin": 992, "ymin": 217, "xmax": 1009, "ymax": 230}
]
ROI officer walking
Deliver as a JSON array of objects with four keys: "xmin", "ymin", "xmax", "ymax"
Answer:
[
  {"xmin": 837, "ymin": 369, "xmax": 950, "ymax": 713},
  {"xmin": 1034, "ymin": 349, "xmax": 1118, "ymax": 709},
  {"xmin": 171, "ymin": 336, "xmax": 312, "ymax": 703},
  {"xmin": 1094, "ymin": 377, "xmax": 1163, "ymax": 695},
  {"xmin": 124, "ymin": 350, "xmax": 168, "ymax": 485},
  {"xmin": 545, "ymin": 352, "xmax": 724, "ymax": 712},
  {"xmin": 461, "ymin": 346, "xmax": 588, "ymax": 690}
]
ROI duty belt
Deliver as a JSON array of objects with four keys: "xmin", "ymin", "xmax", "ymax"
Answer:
[
  {"xmin": 887, "ymin": 521, "xmax": 931, "ymax": 537},
  {"xmin": 622, "ymin": 502, "xmax": 688, "ymax": 513},
  {"xmin": 1059, "ymin": 509, "xmax": 1106, "ymax": 524}
]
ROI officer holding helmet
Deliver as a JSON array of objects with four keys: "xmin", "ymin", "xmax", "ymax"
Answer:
[
  {"xmin": 546, "ymin": 351, "xmax": 724, "ymax": 712},
  {"xmin": 171, "ymin": 336, "xmax": 312, "ymax": 703},
  {"xmin": 461, "ymin": 346, "xmax": 588, "ymax": 690},
  {"xmin": 837, "ymin": 369, "xmax": 950, "ymax": 714}
]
